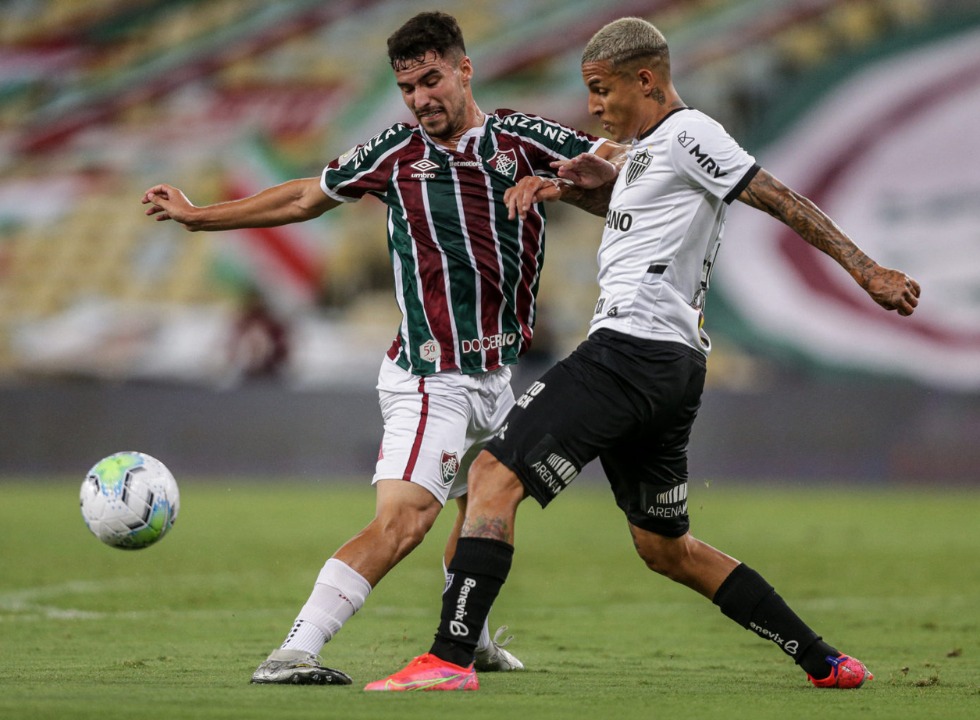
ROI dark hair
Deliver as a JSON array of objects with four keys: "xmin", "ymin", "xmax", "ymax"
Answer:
[{"xmin": 387, "ymin": 11, "xmax": 466, "ymax": 70}]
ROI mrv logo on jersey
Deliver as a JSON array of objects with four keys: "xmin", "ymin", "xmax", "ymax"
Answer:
[{"xmin": 677, "ymin": 131, "xmax": 729, "ymax": 178}]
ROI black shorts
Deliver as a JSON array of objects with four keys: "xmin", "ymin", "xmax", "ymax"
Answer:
[{"xmin": 486, "ymin": 329, "xmax": 706, "ymax": 537}]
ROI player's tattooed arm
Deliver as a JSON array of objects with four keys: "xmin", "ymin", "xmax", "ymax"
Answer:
[
  {"xmin": 553, "ymin": 144, "xmax": 625, "ymax": 215},
  {"xmin": 557, "ymin": 180, "xmax": 615, "ymax": 217},
  {"xmin": 504, "ymin": 143, "xmax": 626, "ymax": 220},
  {"xmin": 738, "ymin": 168, "xmax": 921, "ymax": 316},
  {"xmin": 504, "ymin": 172, "xmax": 613, "ymax": 219}
]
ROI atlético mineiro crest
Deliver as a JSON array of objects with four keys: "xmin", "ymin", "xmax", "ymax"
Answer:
[
  {"xmin": 626, "ymin": 148, "xmax": 652, "ymax": 185},
  {"xmin": 440, "ymin": 451, "xmax": 460, "ymax": 485},
  {"xmin": 488, "ymin": 149, "xmax": 518, "ymax": 180}
]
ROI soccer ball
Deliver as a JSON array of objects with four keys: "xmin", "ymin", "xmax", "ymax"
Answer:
[{"xmin": 80, "ymin": 451, "xmax": 180, "ymax": 550}]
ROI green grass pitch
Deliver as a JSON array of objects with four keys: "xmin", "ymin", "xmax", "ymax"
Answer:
[{"xmin": 1, "ymin": 478, "xmax": 977, "ymax": 720}]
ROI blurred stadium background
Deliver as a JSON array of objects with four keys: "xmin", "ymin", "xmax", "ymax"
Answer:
[{"xmin": 1, "ymin": 0, "xmax": 978, "ymax": 483}]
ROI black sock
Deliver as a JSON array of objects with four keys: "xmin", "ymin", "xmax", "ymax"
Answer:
[
  {"xmin": 713, "ymin": 563, "xmax": 838, "ymax": 678},
  {"xmin": 430, "ymin": 537, "xmax": 514, "ymax": 668}
]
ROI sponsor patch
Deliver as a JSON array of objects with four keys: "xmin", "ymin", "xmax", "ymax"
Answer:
[
  {"xmin": 338, "ymin": 146, "xmax": 359, "ymax": 166},
  {"xmin": 515, "ymin": 380, "xmax": 546, "ymax": 409},
  {"xmin": 645, "ymin": 482, "xmax": 689, "ymax": 518},
  {"xmin": 683, "ymin": 139, "xmax": 729, "ymax": 178},
  {"xmin": 529, "ymin": 451, "xmax": 579, "ymax": 496},
  {"xmin": 420, "ymin": 339, "xmax": 441, "ymax": 363},
  {"xmin": 461, "ymin": 332, "xmax": 518, "ymax": 354}
]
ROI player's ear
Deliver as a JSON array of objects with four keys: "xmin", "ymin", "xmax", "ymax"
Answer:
[
  {"xmin": 458, "ymin": 55, "xmax": 474, "ymax": 83},
  {"xmin": 636, "ymin": 67, "xmax": 658, "ymax": 96}
]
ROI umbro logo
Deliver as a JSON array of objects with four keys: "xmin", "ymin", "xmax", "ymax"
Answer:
[{"xmin": 409, "ymin": 158, "xmax": 439, "ymax": 180}]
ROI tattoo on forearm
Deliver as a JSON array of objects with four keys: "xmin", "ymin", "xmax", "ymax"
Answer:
[
  {"xmin": 561, "ymin": 183, "xmax": 613, "ymax": 217},
  {"xmin": 742, "ymin": 173, "xmax": 874, "ymax": 285}
]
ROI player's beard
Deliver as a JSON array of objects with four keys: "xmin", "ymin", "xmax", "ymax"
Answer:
[{"xmin": 417, "ymin": 102, "xmax": 465, "ymax": 141}]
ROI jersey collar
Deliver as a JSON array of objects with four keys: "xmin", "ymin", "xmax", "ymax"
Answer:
[
  {"xmin": 418, "ymin": 113, "xmax": 490, "ymax": 155},
  {"xmin": 635, "ymin": 107, "xmax": 690, "ymax": 143}
]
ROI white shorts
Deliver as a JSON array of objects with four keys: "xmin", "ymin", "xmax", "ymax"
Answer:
[{"xmin": 373, "ymin": 356, "xmax": 515, "ymax": 505}]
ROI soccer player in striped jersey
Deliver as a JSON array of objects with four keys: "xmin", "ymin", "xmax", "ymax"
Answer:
[
  {"xmin": 367, "ymin": 17, "xmax": 920, "ymax": 692},
  {"xmin": 142, "ymin": 11, "xmax": 621, "ymax": 685}
]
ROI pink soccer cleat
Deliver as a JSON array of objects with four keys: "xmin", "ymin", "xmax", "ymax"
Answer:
[
  {"xmin": 808, "ymin": 654, "xmax": 873, "ymax": 689},
  {"xmin": 364, "ymin": 653, "xmax": 479, "ymax": 692}
]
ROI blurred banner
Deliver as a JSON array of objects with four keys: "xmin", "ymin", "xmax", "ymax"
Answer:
[
  {"xmin": 717, "ymin": 25, "xmax": 980, "ymax": 391},
  {"xmin": 2, "ymin": 2, "xmax": 979, "ymax": 481},
  {"xmin": 3, "ymin": 1, "xmax": 980, "ymax": 392}
]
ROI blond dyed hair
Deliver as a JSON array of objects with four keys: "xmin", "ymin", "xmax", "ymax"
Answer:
[{"xmin": 582, "ymin": 17, "xmax": 670, "ymax": 73}]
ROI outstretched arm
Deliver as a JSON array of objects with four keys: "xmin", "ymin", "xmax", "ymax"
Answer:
[
  {"xmin": 738, "ymin": 169, "xmax": 921, "ymax": 316},
  {"xmin": 141, "ymin": 177, "xmax": 340, "ymax": 231}
]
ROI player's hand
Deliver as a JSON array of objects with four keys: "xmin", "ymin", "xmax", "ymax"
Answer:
[
  {"xmin": 141, "ymin": 184, "xmax": 198, "ymax": 227},
  {"xmin": 551, "ymin": 153, "xmax": 618, "ymax": 189},
  {"xmin": 504, "ymin": 176, "xmax": 564, "ymax": 221},
  {"xmin": 865, "ymin": 267, "xmax": 921, "ymax": 316}
]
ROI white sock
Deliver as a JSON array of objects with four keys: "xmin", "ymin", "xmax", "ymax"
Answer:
[
  {"xmin": 280, "ymin": 619, "xmax": 325, "ymax": 655},
  {"xmin": 280, "ymin": 559, "xmax": 372, "ymax": 655},
  {"xmin": 444, "ymin": 557, "xmax": 492, "ymax": 651}
]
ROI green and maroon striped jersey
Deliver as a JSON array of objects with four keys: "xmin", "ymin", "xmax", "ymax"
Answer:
[{"xmin": 321, "ymin": 109, "xmax": 603, "ymax": 376}]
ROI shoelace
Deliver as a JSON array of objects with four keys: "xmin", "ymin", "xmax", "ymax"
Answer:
[{"xmin": 491, "ymin": 625, "xmax": 515, "ymax": 648}]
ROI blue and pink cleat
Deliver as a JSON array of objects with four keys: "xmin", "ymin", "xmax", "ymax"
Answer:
[
  {"xmin": 364, "ymin": 653, "xmax": 479, "ymax": 692},
  {"xmin": 807, "ymin": 654, "xmax": 873, "ymax": 689}
]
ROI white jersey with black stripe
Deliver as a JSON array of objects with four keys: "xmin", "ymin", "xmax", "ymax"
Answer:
[{"xmin": 588, "ymin": 107, "xmax": 759, "ymax": 355}]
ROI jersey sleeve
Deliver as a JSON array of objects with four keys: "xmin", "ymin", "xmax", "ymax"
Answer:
[
  {"xmin": 320, "ymin": 124, "xmax": 412, "ymax": 203},
  {"xmin": 668, "ymin": 114, "xmax": 758, "ymax": 204},
  {"xmin": 495, "ymin": 109, "xmax": 605, "ymax": 173}
]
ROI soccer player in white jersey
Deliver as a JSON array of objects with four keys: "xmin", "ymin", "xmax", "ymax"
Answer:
[
  {"xmin": 142, "ymin": 12, "xmax": 621, "ymax": 685},
  {"xmin": 367, "ymin": 17, "xmax": 921, "ymax": 692}
]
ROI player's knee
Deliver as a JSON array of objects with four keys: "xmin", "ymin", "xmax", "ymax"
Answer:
[
  {"xmin": 468, "ymin": 449, "xmax": 500, "ymax": 482},
  {"xmin": 631, "ymin": 529, "xmax": 694, "ymax": 582},
  {"xmin": 371, "ymin": 507, "xmax": 436, "ymax": 557},
  {"xmin": 635, "ymin": 545, "xmax": 677, "ymax": 578},
  {"xmin": 468, "ymin": 452, "xmax": 525, "ymax": 512}
]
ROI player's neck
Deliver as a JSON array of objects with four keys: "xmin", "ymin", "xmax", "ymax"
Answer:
[
  {"xmin": 634, "ymin": 94, "xmax": 686, "ymax": 141},
  {"xmin": 432, "ymin": 105, "xmax": 486, "ymax": 150}
]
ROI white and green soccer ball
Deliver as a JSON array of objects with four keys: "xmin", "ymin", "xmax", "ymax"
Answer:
[{"xmin": 80, "ymin": 452, "xmax": 180, "ymax": 550}]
